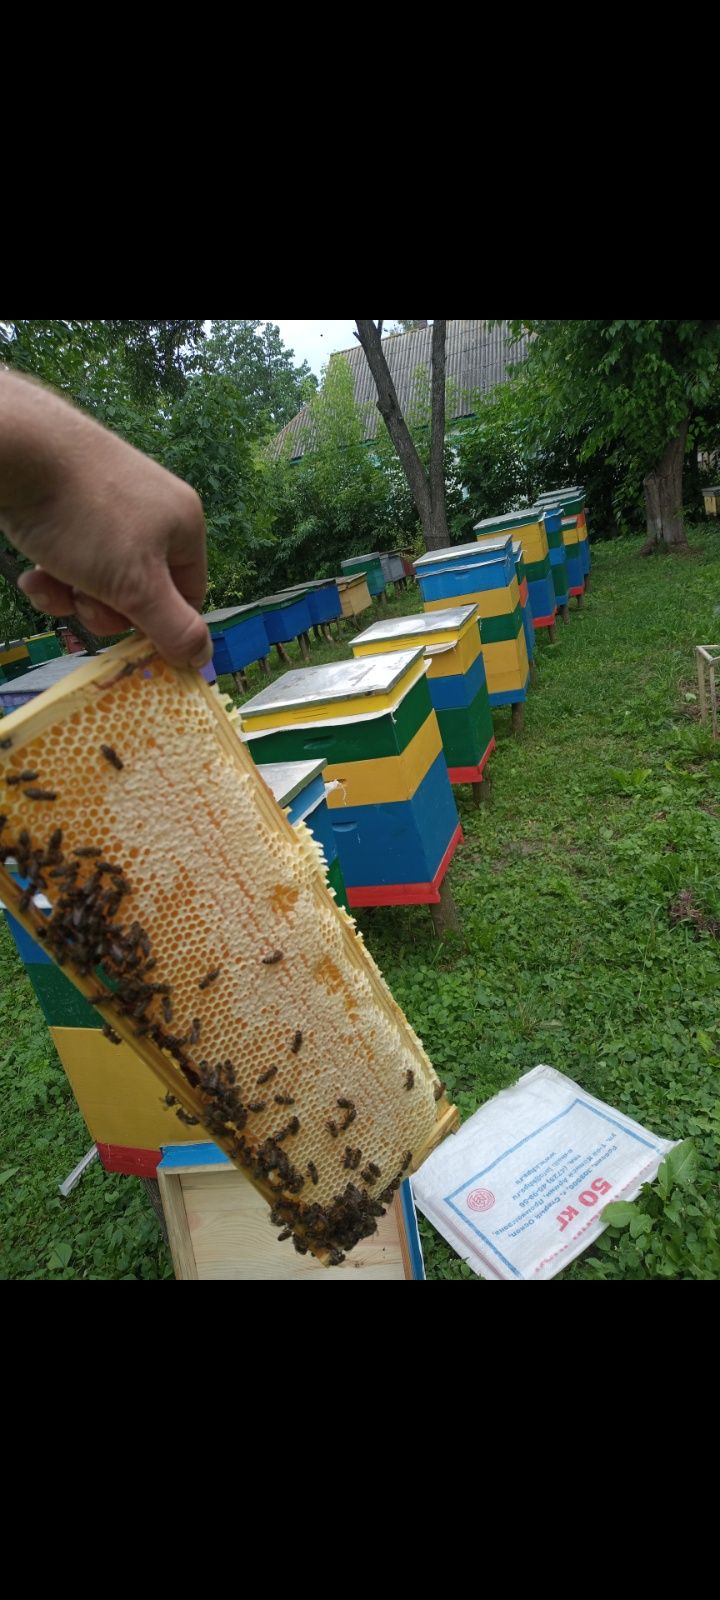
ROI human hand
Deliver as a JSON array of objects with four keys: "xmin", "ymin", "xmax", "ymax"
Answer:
[{"xmin": 0, "ymin": 370, "xmax": 212, "ymax": 668}]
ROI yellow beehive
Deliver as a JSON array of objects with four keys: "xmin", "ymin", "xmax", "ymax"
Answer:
[{"xmin": 0, "ymin": 638, "xmax": 457, "ymax": 1263}]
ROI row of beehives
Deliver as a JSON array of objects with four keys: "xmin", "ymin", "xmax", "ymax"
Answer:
[
  {"xmin": 0, "ymin": 624, "xmax": 85, "ymax": 684},
  {"xmin": 237, "ymin": 489, "xmax": 592, "ymax": 915},
  {"xmin": 201, "ymin": 550, "xmax": 414, "ymax": 685}
]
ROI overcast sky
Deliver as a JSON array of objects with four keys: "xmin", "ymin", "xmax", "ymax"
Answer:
[{"xmin": 264, "ymin": 321, "xmax": 400, "ymax": 378}]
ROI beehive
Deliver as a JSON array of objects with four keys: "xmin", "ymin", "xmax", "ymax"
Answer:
[
  {"xmin": 474, "ymin": 512, "xmax": 556, "ymax": 631},
  {"xmin": 273, "ymin": 581, "xmax": 342, "ymax": 629},
  {"xmin": 415, "ymin": 541, "xmax": 530, "ymax": 708},
  {"xmin": 534, "ymin": 507, "xmax": 570, "ymax": 609},
  {"xmin": 350, "ymin": 607, "xmax": 495, "ymax": 785},
  {"xmin": 0, "ymin": 652, "xmax": 106, "ymax": 715},
  {"xmin": 0, "ymin": 640, "xmax": 31, "ymax": 680},
  {"xmin": 259, "ymin": 758, "xmax": 349, "ymax": 912},
  {"xmin": 0, "ymin": 876, "xmax": 208, "ymax": 1172},
  {"xmin": 256, "ymin": 591, "xmax": 313, "ymax": 648},
  {"xmin": 0, "ymin": 637, "xmax": 457, "ymax": 1262},
  {"xmin": 536, "ymin": 488, "xmax": 589, "ymax": 587},
  {"xmin": 340, "ymin": 554, "xmax": 386, "ymax": 598},
  {"xmin": 510, "ymin": 543, "xmax": 536, "ymax": 667},
  {"xmin": 241, "ymin": 652, "xmax": 462, "ymax": 906},
  {"xmin": 335, "ymin": 574, "xmax": 373, "ymax": 620},
  {"xmin": 204, "ymin": 604, "xmax": 270, "ymax": 677},
  {"xmin": 26, "ymin": 631, "xmax": 63, "ymax": 665}
]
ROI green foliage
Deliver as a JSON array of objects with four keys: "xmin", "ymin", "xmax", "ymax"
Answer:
[
  {"xmin": 201, "ymin": 321, "xmax": 317, "ymax": 433},
  {"xmin": 264, "ymin": 355, "xmax": 408, "ymax": 586},
  {"xmin": 511, "ymin": 320, "xmax": 720, "ymax": 527}
]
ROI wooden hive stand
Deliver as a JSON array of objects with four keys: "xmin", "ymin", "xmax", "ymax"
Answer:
[{"xmin": 695, "ymin": 644, "xmax": 720, "ymax": 736}]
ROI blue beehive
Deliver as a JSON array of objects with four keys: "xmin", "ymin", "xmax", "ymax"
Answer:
[{"xmin": 204, "ymin": 604, "xmax": 270, "ymax": 676}]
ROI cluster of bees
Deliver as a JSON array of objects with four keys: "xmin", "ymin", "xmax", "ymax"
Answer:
[{"xmin": 1, "ymin": 727, "xmax": 442, "ymax": 1265}]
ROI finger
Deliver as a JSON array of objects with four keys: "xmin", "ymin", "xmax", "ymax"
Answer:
[
  {"xmin": 124, "ymin": 564, "xmax": 212, "ymax": 669},
  {"xmin": 72, "ymin": 591, "xmax": 133, "ymax": 637},
  {"xmin": 17, "ymin": 567, "xmax": 76, "ymax": 616}
]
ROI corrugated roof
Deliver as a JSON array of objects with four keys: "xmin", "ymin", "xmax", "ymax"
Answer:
[{"xmin": 271, "ymin": 320, "xmax": 527, "ymax": 461}]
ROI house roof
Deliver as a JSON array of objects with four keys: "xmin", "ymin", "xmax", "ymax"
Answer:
[{"xmin": 271, "ymin": 320, "xmax": 528, "ymax": 461}]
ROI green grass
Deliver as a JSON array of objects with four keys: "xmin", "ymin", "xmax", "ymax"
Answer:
[{"xmin": 2, "ymin": 531, "xmax": 720, "ymax": 1279}]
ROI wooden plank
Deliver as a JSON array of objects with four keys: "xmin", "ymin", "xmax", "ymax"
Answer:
[
  {"xmin": 160, "ymin": 1166, "xmax": 411, "ymax": 1280},
  {"xmin": 157, "ymin": 1170, "xmax": 198, "ymax": 1280}
]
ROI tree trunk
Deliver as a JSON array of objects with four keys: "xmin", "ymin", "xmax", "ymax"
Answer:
[
  {"xmin": 429, "ymin": 320, "xmax": 450, "ymax": 548},
  {"xmin": 355, "ymin": 319, "xmax": 450, "ymax": 552},
  {"xmin": 641, "ymin": 418, "xmax": 690, "ymax": 553},
  {"xmin": 354, "ymin": 320, "xmax": 433, "ymax": 538}
]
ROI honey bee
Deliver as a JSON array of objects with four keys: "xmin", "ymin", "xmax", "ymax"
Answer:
[
  {"xmin": 0, "ymin": 737, "xmax": 12, "ymax": 749},
  {"xmin": 326, "ymin": 1119, "xmax": 338, "ymax": 1138},
  {"xmin": 307, "ymin": 1162, "xmax": 319, "ymax": 1185},
  {"xmin": 274, "ymin": 1094, "xmax": 295, "ymax": 1105},
  {"xmin": 277, "ymin": 1228, "xmax": 292, "ymax": 1242},
  {"xmin": 261, "ymin": 950, "xmax": 284, "ymax": 965},
  {"xmin": 100, "ymin": 746, "xmax": 124, "ymax": 771},
  {"xmin": 74, "ymin": 847, "xmax": 102, "ymax": 858},
  {"xmin": 400, "ymin": 1150, "xmax": 413, "ymax": 1172},
  {"xmin": 340, "ymin": 1107, "xmax": 356, "ymax": 1131},
  {"xmin": 198, "ymin": 968, "xmax": 221, "ymax": 990},
  {"xmin": 163, "ymin": 1092, "xmax": 177, "ymax": 1107},
  {"xmin": 337, "ymin": 1097, "xmax": 354, "ymax": 1110},
  {"xmin": 256, "ymin": 1065, "xmax": 277, "ymax": 1085},
  {"xmin": 176, "ymin": 1108, "xmax": 200, "ymax": 1126},
  {"xmin": 343, "ymin": 1147, "xmax": 362, "ymax": 1170},
  {"xmin": 433, "ymin": 1080, "xmax": 446, "ymax": 1101},
  {"xmin": 5, "ymin": 771, "xmax": 38, "ymax": 786},
  {"xmin": 290, "ymin": 1030, "xmax": 303, "ymax": 1054},
  {"xmin": 248, "ymin": 1101, "xmax": 267, "ymax": 1113},
  {"xmin": 404, "ymin": 1069, "xmax": 414, "ymax": 1090},
  {"xmin": 102, "ymin": 1024, "xmax": 122, "ymax": 1045},
  {"xmin": 23, "ymin": 788, "xmax": 57, "ymax": 802}
]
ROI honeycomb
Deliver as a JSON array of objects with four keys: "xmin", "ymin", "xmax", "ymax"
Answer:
[{"xmin": 0, "ymin": 639, "xmax": 457, "ymax": 1262}]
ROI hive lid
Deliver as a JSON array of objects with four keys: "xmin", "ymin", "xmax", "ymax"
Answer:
[
  {"xmin": 257, "ymin": 591, "xmax": 308, "ymax": 607},
  {"xmin": 415, "ymin": 537, "xmax": 512, "ymax": 570},
  {"xmin": 474, "ymin": 509, "xmax": 541, "ymax": 533},
  {"xmin": 340, "ymin": 552, "xmax": 384, "ymax": 566},
  {"xmin": 203, "ymin": 603, "xmax": 261, "ymax": 626},
  {"xmin": 259, "ymin": 758, "xmax": 327, "ymax": 805},
  {"xmin": 0, "ymin": 652, "xmax": 107, "ymax": 694},
  {"xmin": 353, "ymin": 606, "xmax": 478, "ymax": 646},
  {"xmin": 240, "ymin": 649, "xmax": 425, "ymax": 718}
]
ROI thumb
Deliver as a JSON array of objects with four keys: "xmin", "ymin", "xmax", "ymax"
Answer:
[{"xmin": 125, "ymin": 564, "xmax": 212, "ymax": 669}]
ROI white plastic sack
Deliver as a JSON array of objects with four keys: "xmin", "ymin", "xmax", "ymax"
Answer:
[{"xmin": 412, "ymin": 1065, "xmax": 677, "ymax": 1281}]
